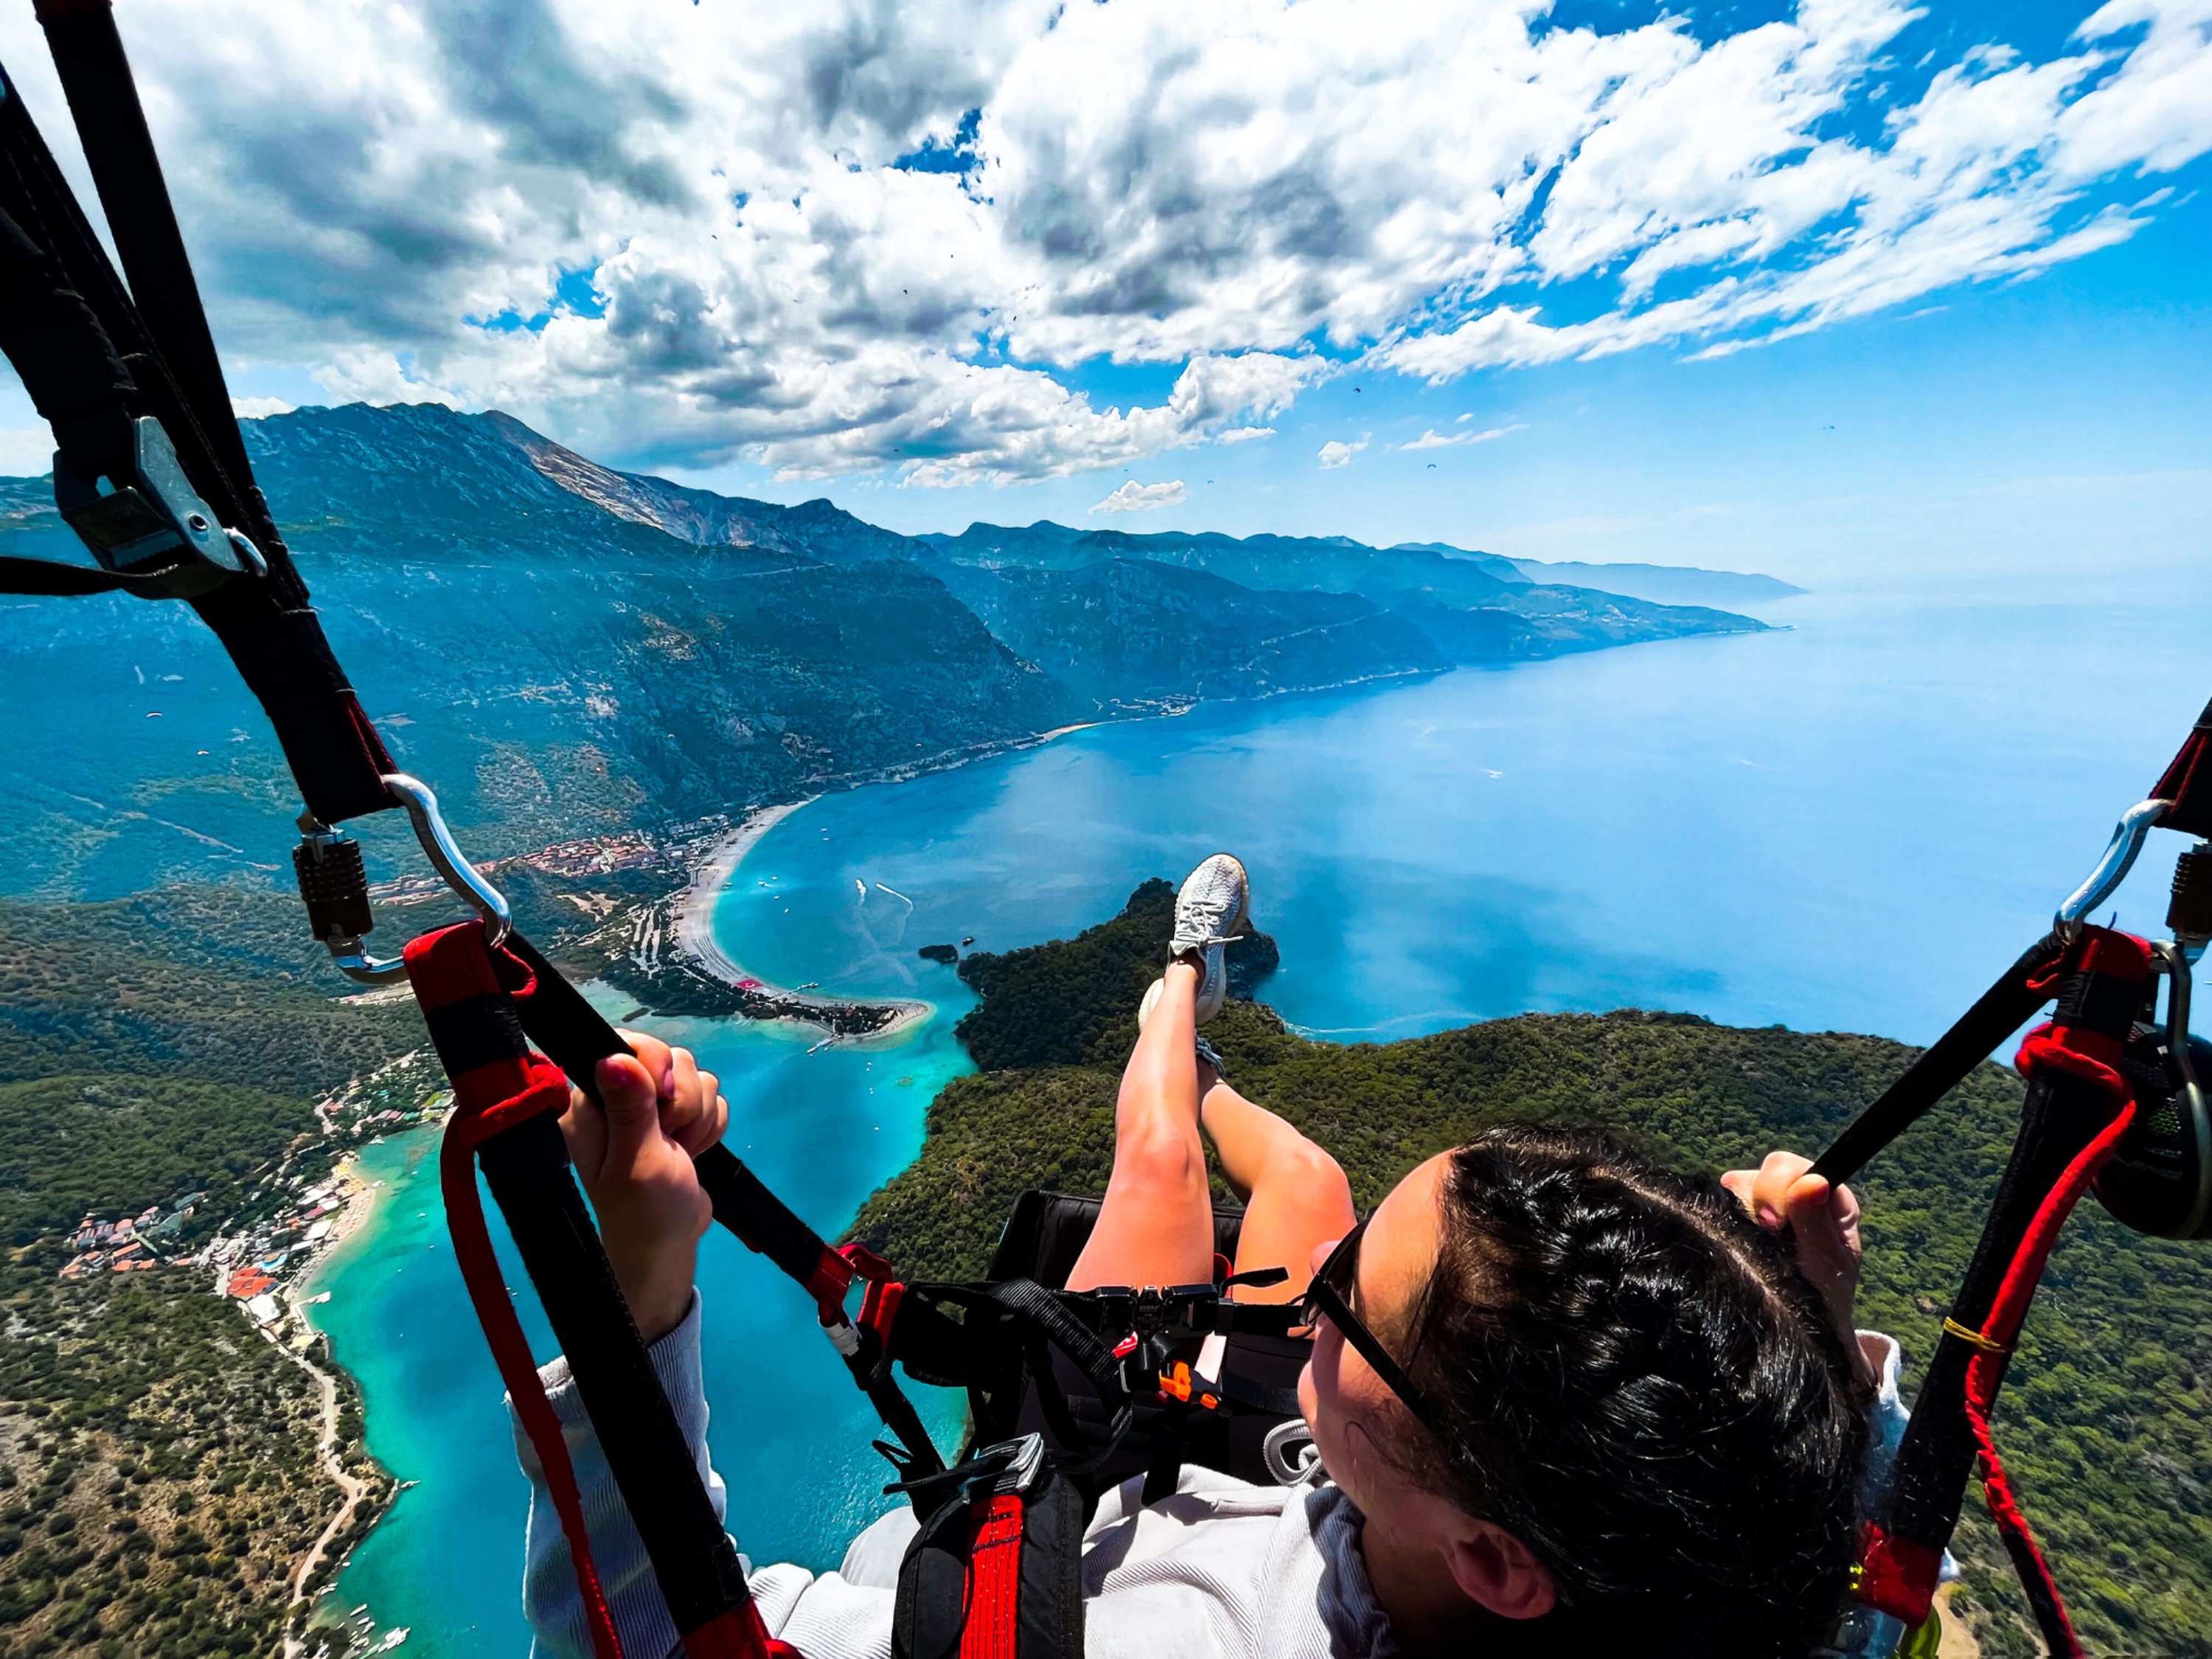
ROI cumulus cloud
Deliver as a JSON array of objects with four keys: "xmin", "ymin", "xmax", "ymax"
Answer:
[
  {"xmin": 1091, "ymin": 479, "xmax": 1188, "ymax": 513},
  {"xmin": 229, "ymin": 396, "xmax": 296, "ymax": 420},
  {"xmin": 1398, "ymin": 422, "xmax": 1526, "ymax": 450},
  {"xmin": 1318, "ymin": 437, "xmax": 1369, "ymax": 469},
  {"xmin": 0, "ymin": 0, "xmax": 2203, "ymax": 482}
]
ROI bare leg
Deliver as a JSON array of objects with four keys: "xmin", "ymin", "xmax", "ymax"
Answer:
[
  {"xmin": 1065, "ymin": 960, "xmax": 1218, "ymax": 1291},
  {"xmin": 1198, "ymin": 1058, "xmax": 1354, "ymax": 1306}
]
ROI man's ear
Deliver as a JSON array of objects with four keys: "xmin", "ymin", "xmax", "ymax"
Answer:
[{"xmin": 1443, "ymin": 1520, "xmax": 1557, "ymax": 1620}]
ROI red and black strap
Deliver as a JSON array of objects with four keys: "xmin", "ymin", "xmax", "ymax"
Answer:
[
  {"xmin": 959, "ymin": 1494, "xmax": 1026, "ymax": 1659},
  {"xmin": 2153, "ymin": 696, "xmax": 2212, "ymax": 839},
  {"xmin": 406, "ymin": 922, "xmax": 790, "ymax": 1659},
  {"xmin": 1853, "ymin": 928, "xmax": 2151, "ymax": 1631}
]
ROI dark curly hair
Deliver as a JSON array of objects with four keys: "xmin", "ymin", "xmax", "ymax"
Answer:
[{"xmin": 1397, "ymin": 1126, "xmax": 1869, "ymax": 1659}]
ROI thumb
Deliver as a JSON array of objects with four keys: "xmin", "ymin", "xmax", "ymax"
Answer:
[
  {"xmin": 1784, "ymin": 1175, "xmax": 1855, "ymax": 1299},
  {"xmin": 594, "ymin": 1054, "xmax": 661, "ymax": 1175}
]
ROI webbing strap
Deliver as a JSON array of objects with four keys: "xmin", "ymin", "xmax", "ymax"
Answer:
[
  {"xmin": 408, "ymin": 927, "xmax": 626, "ymax": 1659},
  {"xmin": 1812, "ymin": 931, "xmax": 2068, "ymax": 1186},
  {"xmin": 0, "ymin": 28, "xmax": 400, "ymax": 823},
  {"xmin": 1960, "ymin": 1096, "xmax": 2138, "ymax": 1659},
  {"xmin": 406, "ymin": 922, "xmax": 773, "ymax": 1659},
  {"xmin": 959, "ymin": 1495, "xmax": 1026, "ymax": 1659},
  {"xmin": 697, "ymin": 1144, "xmax": 855, "ymax": 1309},
  {"xmin": 34, "ymin": 0, "xmax": 264, "ymax": 536},
  {"xmin": 1855, "ymin": 928, "xmax": 2150, "ymax": 1627},
  {"xmin": 2152, "ymin": 696, "xmax": 2212, "ymax": 838}
]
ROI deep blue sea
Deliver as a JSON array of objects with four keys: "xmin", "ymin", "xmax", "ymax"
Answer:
[{"xmin": 306, "ymin": 575, "xmax": 2210, "ymax": 1654}]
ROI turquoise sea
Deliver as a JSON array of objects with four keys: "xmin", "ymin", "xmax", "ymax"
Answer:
[{"xmin": 307, "ymin": 574, "xmax": 2211, "ymax": 1654}]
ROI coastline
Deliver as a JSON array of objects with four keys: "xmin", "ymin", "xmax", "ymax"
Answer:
[
  {"xmin": 666, "ymin": 797, "xmax": 933, "ymax": 1045},
  {"xmin": 296, "ymin": 1148, "xmax": 393, "ymax": 1298},
  {"xmin": 659, "ymin": 714, "xmax": 1114, "ymax": 1044}
]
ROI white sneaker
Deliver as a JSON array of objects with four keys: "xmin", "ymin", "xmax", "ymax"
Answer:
[
  {"xmin": 1171, "ymin": 853, "xmax": 1249, "ymax": 958},
  {"xmin": 1162, "ymin": 853, "xmax": 1249, "ymax": 1025}
]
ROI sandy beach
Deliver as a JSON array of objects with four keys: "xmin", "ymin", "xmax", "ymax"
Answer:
[
  {"xmin": 661, "ymin": 719, "xmax": 1121, "ymax": 1044},
  {"xmin": 293, "ymin": 1155, "xmax": 387, "ymax": 1301},
  {"xmin": 669, "ymin": 798, "xmax": 933, "ymax": 1044}
]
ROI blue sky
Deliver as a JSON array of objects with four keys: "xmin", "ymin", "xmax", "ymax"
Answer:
[{"xmin": 0, "ymin": 0, "xmax": 2206, "ymax": 584}]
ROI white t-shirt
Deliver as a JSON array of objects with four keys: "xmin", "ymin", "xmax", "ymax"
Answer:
[
  {"xmin": 514, "ymin": 1294, "xmax": 1390, "ymax": 1659},
  {"xmin": 515, "ymin": 1294, "xmax": 1913, "ymax": 1659}
]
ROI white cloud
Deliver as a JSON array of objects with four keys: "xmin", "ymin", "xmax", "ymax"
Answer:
[
  {"xmin": 1318, "ymin": 436, "xmax": 1369, "ymax": 469},
  {"xmin": 1216, "ymin": 425, "xmax": 1276, "ymax": 444},
  {"xmin": 230, "ymin": 395, "xmax": 296, "ymax": 419},
  {"xmin": 1397, "ymin": 422, "xmax": 1526, "ymax": 450},
  {"xmin": 0, "ymin": 0, "xmax": 2202, "ymax": 483},
  {"xmin": 1091, "ymin": 479, "xmax": 1188, "ymax": 512}
]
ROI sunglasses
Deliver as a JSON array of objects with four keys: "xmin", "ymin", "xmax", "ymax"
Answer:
[{"xmin": 1296, "ymin": 1218, "xmax": 1444, "ymax": 1436}]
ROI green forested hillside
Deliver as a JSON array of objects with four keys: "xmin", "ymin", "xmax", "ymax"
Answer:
[
  {"xmin": 854, "ymin": 884, "xmax": 2212, "ymax": 1658},
  {"xmin": 0, "ymin": 887, "xmax": 420, "ymax": 1657},
  {"xmin": 0, "ymin": 889, "xmax": 424, "ymax": 1092}
]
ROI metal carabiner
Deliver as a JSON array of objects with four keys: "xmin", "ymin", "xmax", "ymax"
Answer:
[
  {"xmin": 381, "ymin": 773, "xmax": 512, "ymax": 947},
  {"xmin": 296, "ymin": 773, "xmax": 511, "ymax": 985},
  {"xmin": 2054, "ymin": 798, "xmax": 2171, "ymax": 942}
]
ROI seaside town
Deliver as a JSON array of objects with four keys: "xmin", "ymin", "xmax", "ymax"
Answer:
[{"xmin": 56, "ymin": 1197, "xmax": 200, "ymax": 1279}]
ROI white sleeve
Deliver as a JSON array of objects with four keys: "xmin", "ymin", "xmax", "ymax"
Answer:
[
  {"xmin": 509, "ymin": 1290, "xmax": 898, "ymax": 1659},
  {"xmin": 512, "ymin": 1290, "xmax": 727, "ymax": 1659}
]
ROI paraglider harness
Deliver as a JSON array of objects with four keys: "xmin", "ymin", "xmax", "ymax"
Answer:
[{"xmin": 1, "ymin": 7, "xmax": 2208, "ymax": 1655}]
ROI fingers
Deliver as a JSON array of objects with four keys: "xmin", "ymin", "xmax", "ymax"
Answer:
[
  {"xmin": 616, "ymin": 1029, "xmax": 675, "ymax": 1096},
  {"xmin": 1783, "ymin": 1172, "xmax": 1858, "ymax": 1281},
  {"xmin": 672, "ymin": 1074, "xmax": 728, "ymax": 1157},
  {"xmin": 605, "ymin": 1030, "xmax": 727, "ymax": 1158},
  {"xmin": 560, "ymin": 1082, "xmax": 608, "ymax": 1184},
  {"xmin": 594, "ymin": 1052, "xmax": 664, "ymax": 1175},
  {"xmin": 1722, "ymin": 1150, "xmax": 1815, "ymax": 1229}
]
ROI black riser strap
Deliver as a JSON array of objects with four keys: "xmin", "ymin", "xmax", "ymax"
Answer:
[
  {"xmin": 479, "ymin": 1113, "xmax": 751, "ymax": 1637},
  {"xmin": 695, "ymin": 1144, "xmax": 844, "ymax": 1293},
  {"xmin": 34, "ymin": 0, "xmax": 260, "ymax": 512},
  {"xmin": 1815, "ymin": 932, "xmax": 2064, "ymax": 1186},
  {"xmin": 501, "ymin": 931, "xmax": 946, "ymax": 1475}
]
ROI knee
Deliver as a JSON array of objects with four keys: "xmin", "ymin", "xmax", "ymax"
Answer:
[
  {"xmin": 1262, "ymin": 1137, "xmax": 1351, "ymax": 1212},
  {"xmin": 1111, "ymin": 1121, "xmax": 1209, "ymax": 1203}
]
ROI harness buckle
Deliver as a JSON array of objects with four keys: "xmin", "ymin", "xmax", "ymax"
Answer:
[
  {"xmin": 52, "ymin": 416, "xmax": 265, "ymax": 599},
  {"xmin": 981, "ymin": 1432, "xmax": 1048, "ymax": 1498},
  {"xmin": 1155, "ymin": 1360, "xmax": 1220, "ymax": 1412}
]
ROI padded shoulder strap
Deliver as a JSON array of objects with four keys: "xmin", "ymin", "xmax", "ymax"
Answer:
[{"xmin": 895, "ymin": 1445, "xmax": 1084, "ymax": 1659}]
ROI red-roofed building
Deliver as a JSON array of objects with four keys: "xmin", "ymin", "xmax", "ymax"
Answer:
[{"xmin": 227, "ymin": 1267, "xmax": 274, "ymax": 1299}]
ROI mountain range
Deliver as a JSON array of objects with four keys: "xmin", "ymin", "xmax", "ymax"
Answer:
[{"xmin": 0, "ymin": 403, "xmax": 1795, "ymax": 898}]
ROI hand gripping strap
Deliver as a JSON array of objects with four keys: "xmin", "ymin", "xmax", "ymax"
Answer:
[
  {"xmin": 406, "ymin": 923, "xmax": 627, "ymax": 1659},
  {"xmin": 407, "ymin": 923, "xmax": 795, "ymax": 1659}
]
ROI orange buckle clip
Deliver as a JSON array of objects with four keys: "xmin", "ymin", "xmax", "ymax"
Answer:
[{"xmin": 1156, "ymin": 1362, "xmax": 1220, "ymax": 1411}]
